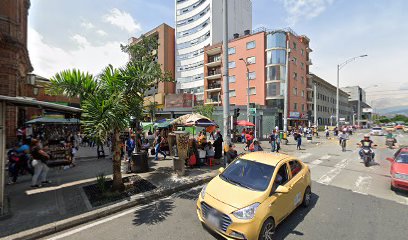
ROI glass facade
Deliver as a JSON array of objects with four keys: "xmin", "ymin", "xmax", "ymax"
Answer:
[
  {"xmin": 177, "ymin": 31, "xmax": 210, "ymax": 49},
  {"xmin": 266, "ymin": 65, "xmax": 286, "ymax": 81},
  {"xmin": 177, "ymin": 5, "xmax": 210, "ymax": 27},
  {"xmin": 266, "ymin": 50, "xmax": 286, "ymax": 65},
  {"xmin": 266, "ymin": 82, "xmax": 285, "ymax": 98},
  {"xmin": 177, "ymin": 0, "xmax": 206, "ymax": 16},
  {"xmin": 177, "ymin": 18, "xmax": 210, "ymax": 37},
  {"xmin": 266, "ymin": 32, "xmax": 287, "ymax": 49}
]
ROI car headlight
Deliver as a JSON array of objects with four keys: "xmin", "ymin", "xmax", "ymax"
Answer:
[
  {"xmin": 200, "ymin": 185, "xmax": 207, "ymax": 199},
  {"xmin": 394, "ymin": 173, "xmax": 408, "ymax": 181},
  {"xmin": 232, "ymin": 203, "xmax": 260, "ymax": 220}
]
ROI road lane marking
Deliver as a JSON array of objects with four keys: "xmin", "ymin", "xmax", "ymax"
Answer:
[
  {"xmin": 352, "ymin": 175, "xmax": 372, "ymax": 195},
  {"xmin": 317, "ymin": 158, "xmax": 349, "ymax": 185},
  {"xmin": 46, "ymin": 186, "xmax": 203, "ymax": 240},
  {"xmin": 320, "ymin": 155, "xmax": 331, "ymax": 160},
  {"xmin": 299, "ymin": 153, "xmax": 312, "ymax": 159},
  {"xmin": 308, "ymin": 159, "xmax": 322, "ymax": 169}
]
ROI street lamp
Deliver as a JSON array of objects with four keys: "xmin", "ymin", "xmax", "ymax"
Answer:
[
  {"xmin": 336, "ymin": 54, "xmax": 367, "ymax": 127},
  {"xmin": 239, "ymin": 58, "xmax": 250, "ymax": 122}
]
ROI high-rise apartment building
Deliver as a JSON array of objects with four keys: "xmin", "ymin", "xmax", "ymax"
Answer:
[
  {"xmin": 175, "ymin": 0, "xmax": 252, "ymax": 103},
  {"xmin": 129, "ymin": 23, "xmax": 175, "ymax": 111},
  {"xmin": 203, "ymin": 28, "xmax": 312, "ymax": 128}
]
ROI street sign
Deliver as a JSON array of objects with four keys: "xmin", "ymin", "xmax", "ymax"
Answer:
[
  {"xmin": 289, "ymin": 112, "xmax": 300, "ymax": 118},
  {"xmin": 249, "ymin": 108, "xmax": 256, "ymax": 116}
]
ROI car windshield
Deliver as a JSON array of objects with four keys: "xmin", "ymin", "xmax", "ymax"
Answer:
[
  {"xmin": 396, "ymin": 153, "xmax": 408, "ymax": 164},
  {"xmin": 372, "ymin": 128, "xmax": 382, "ymax": 130},
  {"xmin": 220, "ymin": 159, "xmax": 275, "ymax": 191}
]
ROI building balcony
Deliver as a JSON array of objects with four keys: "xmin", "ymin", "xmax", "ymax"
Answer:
[
  {"xmin": 306, "ymin": 47, "xmax": 313, "ymax": 53},
  {"xmin": 206, "ymin": 82, "xmax": 222, "ymax": 92},
  {"xmin": 205, "ymin": 98, "xmax": 221, "ymax": 105},
  {"xmin": 306, "ymin": 59, "xmax": 313, "ymax": 65},
  {"xmin": 206, "ymin": 46, "xmax": 222, "ymax": 56},
  {"xmin": 206, "ymin": 70, "xmax": 222, "ymax": 80},
  {"xmin": 206, "ymin": 55, "xmax": 222, "ymax": 67},
  {"xmin": 307, "ymin": 98, "xmax": 313, "ymax": 104}
]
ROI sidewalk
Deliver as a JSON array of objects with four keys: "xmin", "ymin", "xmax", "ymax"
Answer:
[{"xmin": 0, "ymin": 155, "xmax": 218, "ymax": 238}]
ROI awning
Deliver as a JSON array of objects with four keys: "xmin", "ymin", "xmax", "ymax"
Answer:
[
  {"xmin": 25, "ymin": 117, "xmax": 80, "ymax": 125},
  {"xmin": 0, "ymin": 95, "xmax": 81, "ymax": 113}
]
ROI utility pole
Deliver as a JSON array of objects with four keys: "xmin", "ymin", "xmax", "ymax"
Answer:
[
  {"xmin": 314, "ymin": 82, "xmax": 317, "ymax": 127},
  {"xmin": 336, "ymin": 64, "xmax": 340, "ymax": 128},
  {"xmin": 283, "ymin": 39, "xmax": 290, "ymax": 132},
  {"xmin": 239, "ymin": 58, "xmax": 250, "ymax": 122},
  {"xmin": 222, "ymin": 0, "xmax": 230, "ymax": 147}
]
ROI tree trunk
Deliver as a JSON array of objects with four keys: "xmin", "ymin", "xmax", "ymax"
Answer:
[{"xmin": 112, "ymin": 128, "xmax": 124, "ymax": 192}]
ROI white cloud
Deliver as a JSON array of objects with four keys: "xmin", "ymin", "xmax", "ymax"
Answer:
[
  {"xmin": 280, "ymin": 0, "xmax": 335, "ymax": 25},
  {"xmin": 71, "ymin": 34, "xmax": 90, "ymax": 47},
  {"xmin": 96, "ymin": 29, "xmax": 107, "ymax": 36},
  {"xmin": 80, "ymin": 21, "xmax": 94, "ymax": 29},
  {"xmin": 103, "ymin": 8, "xmax": 141, "ymax": 34},
  {"xmin": 28, "ymin": 26, "xmax": 128, "ymax": 78}
]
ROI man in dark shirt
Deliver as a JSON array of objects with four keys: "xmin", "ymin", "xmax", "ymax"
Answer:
[{"xmin": 358, "ymin": 134, "xmax": 377, "ymax": 160}]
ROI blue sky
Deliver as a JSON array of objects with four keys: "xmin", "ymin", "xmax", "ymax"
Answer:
[{"xmin": 28, "ymin": 0, "xmax": 408, "ymax": 110}]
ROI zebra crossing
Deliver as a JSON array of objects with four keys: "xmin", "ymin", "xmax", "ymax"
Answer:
[{"xmin": 295, "ymin": 149, "xmax": 408, "ymax": 206}]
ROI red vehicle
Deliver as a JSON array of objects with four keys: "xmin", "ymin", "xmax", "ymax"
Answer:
[
  {"xmin": 394, "ymin": 125, "xmax": 404, "ymax": 130},
  {"xmin": 387, "ymin": 148, "xmax": 408, "ymax": 191}
]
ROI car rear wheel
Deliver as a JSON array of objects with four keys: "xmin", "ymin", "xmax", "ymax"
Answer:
[
  {"xmin": 258, "ymin": 218, "xmax": 275, "ymax": 240},
  {"xmin": 302, "ymin": 187, "xmax": 312, "ymax": 208},
  {"xmin": 391, "ymin": 184, "xmax": 397, "ymax": 192}
]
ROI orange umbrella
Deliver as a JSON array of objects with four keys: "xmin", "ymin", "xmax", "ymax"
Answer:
[{"xmin": 206, "ymin": 125, "xmax": 216, "ymax": 133}]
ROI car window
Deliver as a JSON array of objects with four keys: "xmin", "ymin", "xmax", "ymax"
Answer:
[
  {"xmin": 289, "ymin": 160, "xmax": 302, "ymax": 177},
  {"xmin": 220, "ymin": 159, "xmax": 275, "ymax": 191},
  {"xmin": 372, "ymin": 128, "xmax": 382, "ymax": 130},
  {"xmin": 272, "ymin": 163, "xmax": 289, "ymax": 192},
  {"xmin": 396, "ymin": 153, "xmax": 408, "ymax": 164}
]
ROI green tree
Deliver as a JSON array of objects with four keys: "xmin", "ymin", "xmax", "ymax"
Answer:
[
  {"xmin": 48, "ymin": 35, "xmax": 172, "ymax": 191},
  {"xmin": 193, "ymin": 105, "xmax": 215, "ymax": 119}
]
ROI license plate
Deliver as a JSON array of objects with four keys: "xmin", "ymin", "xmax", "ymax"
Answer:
[{"xmin": 206, "ymin": 212, "xmax": 220, "ymax": 228}]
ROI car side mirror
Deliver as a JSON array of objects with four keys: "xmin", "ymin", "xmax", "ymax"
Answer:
[
  {"xmin": 386, "ymin": 157, "xmax": 394, "ymax": 162},
  {"xmin": 275, "ymin": 185, "xmax": 289, "ymax": 194},
  {"xmin": 218, "ymin": 167, "xmax": 225, "ymax": 174}
]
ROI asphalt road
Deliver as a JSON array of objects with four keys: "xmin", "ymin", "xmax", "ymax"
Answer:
[{"xmin": 43, "ymin": 131, "xmax": 408, "ymax": 240}]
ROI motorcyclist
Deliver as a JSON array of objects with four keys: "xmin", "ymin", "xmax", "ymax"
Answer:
[
  {"xmin": 338, "ymin": 130, "xmax": 349, "ymax": 151},
  {"xmin": 385, "ymin": 131, "xmax": 398, "ymax": 149},
  {"xmin": 358, "ymin": 134, "xmax": 377, "ymax": 160}
]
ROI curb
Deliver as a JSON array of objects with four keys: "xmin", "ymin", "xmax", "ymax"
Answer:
[{"xmin": 4, "ymin": 175, "xmax": 214, "ymax": 240}]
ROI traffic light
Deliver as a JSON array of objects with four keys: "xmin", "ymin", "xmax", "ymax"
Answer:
[{"xmin": 233, "ymin": 108, "xmax": 240, "ymax": 118}]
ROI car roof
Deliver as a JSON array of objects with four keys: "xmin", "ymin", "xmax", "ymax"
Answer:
[{"xmin": 239, "ymin": 152, "xmax": 292, "ymax": 166}]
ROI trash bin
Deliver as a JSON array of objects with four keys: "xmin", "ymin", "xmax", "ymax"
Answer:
[{"xmin": 131, "ymin": 151, "xmax": 149, "ymax": 173}]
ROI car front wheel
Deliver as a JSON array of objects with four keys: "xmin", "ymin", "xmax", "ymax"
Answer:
[
  {"xmin": 302, "ymin": 187, "xmax": 312, "ymax": 208},
  {"xmin": 259, "ymin": 218, "xmax": 275, "ymax": 240}
]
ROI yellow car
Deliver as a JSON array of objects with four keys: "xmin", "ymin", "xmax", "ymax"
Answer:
[
  {"xmin": 196, "ymin": 152, "xmax": 312, "ymax": 240},
  {"xmin": 383, "ymin": 125, "xmax": 395, "ymax": 132}
]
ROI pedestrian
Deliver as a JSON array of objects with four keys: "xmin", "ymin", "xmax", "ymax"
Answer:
[
  {"xmin": 154, "ymin": 131, "xmax": 166, "ymax": 160},
  {"xmin": 213, "ymin": 131, "xmax": 223, "ymax": 160},
  {"xmin": 7, "ymin": 145, "xmax": 20, "ymax": 184},
  {"xmin": 296, "ymin": 132, "xmax": 302, "ymax": 150},
  {"xmin": 275, "ymin": 131, "xmax": 281, "ymax": 153},
  {"xmin": 249, "ymin": 139, "xmax": 263, "ymax": 152},
  {"xmin": 269, "ymin": 130, "xmax": 276, "ymax": 152},
  {"xmin": 30, "ymin": 139, "xmax": 51, "ymax": 188},
  {"xmin": 241, "ymin": 129, "xmax": 246, "ymax": 143},
  {"xmin": 325, "ymin": 128, "xmax": 330, "ymax": 138}
]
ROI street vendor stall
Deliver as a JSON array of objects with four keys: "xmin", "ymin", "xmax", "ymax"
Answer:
[
  {"xmin": 25, "ymin": 117, "xmax": 80, "ymax": 167},
  {"xmin": 170, "ymin": 114, "xmax": 217, "ymax": 175}
]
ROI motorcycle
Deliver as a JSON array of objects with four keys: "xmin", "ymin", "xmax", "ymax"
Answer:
[
  {"xmin": 361, "ymin": 147, "xmax": 373, "ymax": 167},
  {"xmin": 385, "ymin": 138, "xmax": 397, "ymax": 149},
  {"xmin": 340, "ymin": 139, "xmax": 347, "ymax": 152}
]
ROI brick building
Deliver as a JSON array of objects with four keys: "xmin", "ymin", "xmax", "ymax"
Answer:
[
  {"xmin": 203, "ymin": 28, "xmax": 312, "ymax": 129},
  {"xmin": 0, "ymin": 0, "xmax": 33, "ymax": 143}
]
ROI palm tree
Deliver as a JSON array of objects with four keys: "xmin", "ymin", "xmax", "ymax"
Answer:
[{"xmin": 48, "ymin": 35, "xmax": 174, "ymax": 191}]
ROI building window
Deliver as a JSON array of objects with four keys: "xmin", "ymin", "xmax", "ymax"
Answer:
[
  {"xmin": 293, "ymin": 87, "xmax": 298, "ymax": 96},
  {"xmin": 247, "ymin": 56, "xmax": 256, "ymax": 64},
  {"xmin": 301, "ymin": 62, "xmax": 304, "ymax": 69},
  {"xmin": 248, "ymin": 71, "xmax": 256, "ymax": 80},
  {"xmin": 249, "ymin": 87, "xmax": 256, "ymax": 95},
  {"xmin": 293, "ymin": 42, "xmax": 297, "ymax": 49},
  {"xmin": 246, "ymin": 41, "xmax": 256, "ymax": 49},
  {"xmin": 293, "ymin": 72, "xmax": 298, "ymax": 80},
  {"xmin": 301, "ymin": 90, "xmax": 305, "ymax": 97},
  {"xmin": 302, "ymin": 104, "xmax": 305, "ymax": 111},
  {"xmin": 301, "ymin": 49, "xmax": 304, "ymax": 55},
  {"xmin": 229, "ymin": 75, "xmax": 236, "ymax": 83},
  {"xmin": 301, "ymin": 76, "xmax": 304, "ymax": 84},
  {"xmin": 292, "ymin": 57, "xmax": 297, "ymax": 65},
  {"xmin": 266, "ymin": 65, "xmax": 286, "ymax": 81},
  {"xmin": 266, "ymin": 32, "xmax": 287, "ymax": 49},
  {"xmin": 266, "ymin": 50, "xmax": 286, "ymax": 65},
  {"xmin": 228, "ymin": 61, "xmax": 236, "ymax": 69},
  {"xmin": 294, "ymin": 103, "xmax": 298, "ymax": 110},
  {"xmin": 228, "ymin": 47, "xmax": 236, "ymax": 55},
  {"xmin": 230, "ymin": 90, "xmax": 236, "ymax": 97}
]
